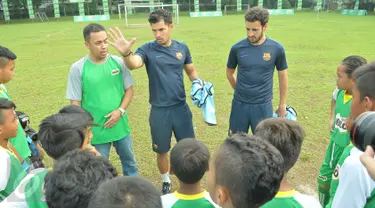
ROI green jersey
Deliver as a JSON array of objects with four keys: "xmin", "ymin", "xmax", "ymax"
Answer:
[
  {"xmin": 0, "ymin": 85, "xmax": 31, "ymax": 160},
  {"xmin": 329, "ymin": 147, "xmax": 375, "ymax": 207},
  {"xmin": 326, "ymin": 143, "xmax": 354, "ymax": 208},
  {"xmin": 331, "ymin": 89, "xmax": 352, "ymax": 147},
  {"xmin": 66, "ymin": 55, "xmax": 134, "ymax": 144},
  {"xmin": 161, "ymin": 191, "xmax": 219, "ymax": 208},
  {"xmin": 0, "ymin": 147, "xmax": 27, "ymax": 200},
  {"xmin": 0, "ymin": 168, "xmax": 48, "ymax": 208},
  {"xmin": 261, "ymin": 190, "xmax": 321, "ymax": 208}
]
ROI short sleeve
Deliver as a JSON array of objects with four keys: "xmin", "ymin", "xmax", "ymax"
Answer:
[
  {"xmin": 226, "ymin": 46, "xmax": 238, "ymax": 70},
  {"xmin": 184, "ymin": 44, "xmax": 193, "ymax": 65},
  {"xmin": 0, "ymin": 150, "xmax": 11, "ymax": 192},
  {"xmin": 134, "ymin": 43, "xmax": 148, "ymax": 65},
  {"xmin": 113, "ymin": 56, "xmax": 135, "ymax": 89},
  {"xmin": 66, "ymin": 60, "xmax": 84, "ymax": 101},
  {"xmin": 332, "ymin": 88, "xmax": 339, "ymax": 101},
  {"xmin": 276, "ymin": 45, "xmax": 288, "ymax": 71}
]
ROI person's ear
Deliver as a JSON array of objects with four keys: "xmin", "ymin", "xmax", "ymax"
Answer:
[{"xmin": 215, "ymin": 186, "xmax": 230, "ymax": 206}]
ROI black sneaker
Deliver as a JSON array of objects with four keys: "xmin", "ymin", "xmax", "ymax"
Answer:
[{"xmin": 162, "ymin": 182, "xmax": 171, "ymax": 195}]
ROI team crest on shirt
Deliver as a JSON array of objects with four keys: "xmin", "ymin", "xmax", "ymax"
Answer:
[
  {"xmin": 263, "ymin": 53, "xmax": 271, "ymax": 61},
  {"xmin": 111, "ymin": 68, "xmax": 120, "ymax": 76},
  {"xmin": 176, "ymin": 52, "xmax": 183, "ymax": 60}
]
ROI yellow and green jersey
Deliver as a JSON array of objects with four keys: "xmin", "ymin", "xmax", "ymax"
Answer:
[
  {"xmin": 261, "ymin": 189, "xmax": 321, "ymax": 208},
  {"xmin": 331, "ymin": 89, "xmax": 352, "ymax": 147},
  {"xmin": 0, "ymin": 147, "xmax": 27, "ymax": 200},
  {"xmin": 161, "ymin": 190, "xmax": 219, "ymax": 208},
  {"xmin": 0, "ymin": 84, "xmax": 31, "ymax": 161}
]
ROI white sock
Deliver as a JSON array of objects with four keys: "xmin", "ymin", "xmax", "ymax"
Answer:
[{"xmin": 161, "ymin": 173, "xmax": 171, "ymax": 183}]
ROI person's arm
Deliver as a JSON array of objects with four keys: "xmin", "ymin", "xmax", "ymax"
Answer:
[
  {"xmin": 360, "ymin": 146, "xmax": 375, "ymax": 181},
  {"xmin": 226, "ymin": 68, "xmax": 236, "ymax": 89},
  {"xmin": 278, "ymin": 70, "xmax": 288, "ymax": 115},
  {"xmin": 107, "ymin": 27, "xmax": 144, "ymax": 70},
  {"xmin": 66, "ymin": 63, "xmax": 82, "ymax": 106},
  {"xmin": 330, "ymin": 88, "xmax": 339, "ymax": 131},
  {"xmin": 123, "ymin": 52, "xmax": 144, "ymax": 70},
  {"xmin": 183, "ymin": 44, "xmax": 198, "ymax": 81},
  {"xmin": 104, "ymin": 58, "xmax": 135, "ymax": 128},
  {"xmin": 332, "ymin": 154, "xmax": 375, "ymax": 208},
  {"xmin": 226, "ymin": 46, "xmax": 238, "ymax": 90},
  {"xmin": 0, "ymin": 150, "xmax": 11, "ymax": 193},
  {"xmin": 276, "ymin": 45, "xmax": 288, "ymax": 117},
  {"xmin": 184, "ymin": 64, "xmax": 199, "ymax": 81}
]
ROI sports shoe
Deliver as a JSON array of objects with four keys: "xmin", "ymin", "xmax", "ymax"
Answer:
[{"xmin": 162, "ymin": 182, "xmax": 171, "ymax": 195}]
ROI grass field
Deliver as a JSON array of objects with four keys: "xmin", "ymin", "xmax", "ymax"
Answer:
[{"xmin": 1, "ymin": 11, "xmax": 375, "ymax": 196}]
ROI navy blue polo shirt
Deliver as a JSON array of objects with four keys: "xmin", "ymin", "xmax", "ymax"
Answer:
[
  {"xmin": 227, "ymin": 37, "xmax": 288, "ymax": 104},
  {"xmin": 135, "ymin": 40, "xmax": 192, "ymax": 107}
]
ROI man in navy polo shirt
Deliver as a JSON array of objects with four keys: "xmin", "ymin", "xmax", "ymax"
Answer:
[
  {"xmin": 107, "ymin": 9, "xmax": 199, "ymax": 194},
  {"xmin": 226, "ymin": 6, "xmax": 289, "ymax": 135}
]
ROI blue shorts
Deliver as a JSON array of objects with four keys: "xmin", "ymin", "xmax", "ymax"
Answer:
[
  {"xmin": 149, "ymin": 102, "xmax": 195, "ymax": 153},
  {"xmin": 229, "ymin": 99, "xmax": 273, "ymax": 134}
]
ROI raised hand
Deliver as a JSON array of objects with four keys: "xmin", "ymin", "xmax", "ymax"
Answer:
[{"xmin": 107, "ymin": 27, "xmax": 136, "ymax": 56}]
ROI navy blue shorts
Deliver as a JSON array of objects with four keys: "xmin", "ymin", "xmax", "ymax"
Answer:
[
  {"xmin": 229, "ymin": 99, "xmax": 273, "ymax": 135},
  {"xmin": 149, "ymin": 102, "xmax": 195, "ymax": 153}
]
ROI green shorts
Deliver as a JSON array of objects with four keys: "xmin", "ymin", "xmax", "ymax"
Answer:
[{"xmin": 317, "ymin": 140, "xmax": 346, "ymax": 187}]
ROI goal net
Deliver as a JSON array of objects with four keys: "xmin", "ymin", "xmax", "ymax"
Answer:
[
  {"xmin": 224, "ymin": 4, "xmax": 250, "ymax": 15},
  {"xmin": 119, "ymin": 3, "xmax": 179, "ymax": 27}
]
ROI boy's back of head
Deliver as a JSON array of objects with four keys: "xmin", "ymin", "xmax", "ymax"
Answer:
[
  {"xmin": 170, "ymin": 138, "xmax": 210, "ymax": 184},
  {"xmin": 255, "ymin": 117, "xmax": 305, "ymax": 172},
  {"xmin": 207, "ymin": 133, "xmax": 284, "ymax": 208},
  {"xmin": 89, "ymin": 176, "xmax": 162, "ymax": 208},
  {"xmin": 44, "ymin": 149, "xmax": 118, "ymax": 208},
  {"xmin": 58, "ymin": 105, "xmax": 91, "ymax": 117},
  {"xmin": 38, "ymin": 113, "xmax": 94, "ymax": 159}
]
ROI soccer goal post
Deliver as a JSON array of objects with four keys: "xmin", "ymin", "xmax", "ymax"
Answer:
[
  {"xmin": 224, "ymin": 4, "xmax": 250, "ymax": 15},
  {"xmin": 122, "ymin": 4, "xmax": 179, "ymax": 27}
]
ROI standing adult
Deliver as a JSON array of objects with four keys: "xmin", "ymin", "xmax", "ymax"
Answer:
[
  {"xmin": 226, "ymin": 6, "xmax": 288, "ymax": 134},
  {"xmin": 66, "ymin": 23, "xmax": 138, "ymax": 176},
  {"xmin": 107, "ymin": 9, "xmax": 199, "ymax": 194}
]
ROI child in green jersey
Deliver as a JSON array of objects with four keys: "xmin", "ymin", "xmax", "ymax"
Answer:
[
  {"xmin": 0, "ymin": 46, "xmax": 31, "ymax": 168},
  {"xmin": 206, "ymin": 133, "xmax": 284, "ymax": 208},
  {"xmin": 162, "ymin": 138, "xmax": 219, "ymax": 208},
  {"xmin": 0, "ymin": 105, "xmax": 99, "ymax": 207},
  {"xmin": 0, "ymin": 98, "xmax": 27, "ymax": 201},
  {"xmin": 317, "ymin": 55, "xmax": 367, "ymax": 207},
  {"xmin": 255, "ymin": 118, "xmax": 321, "ymax": 208}
]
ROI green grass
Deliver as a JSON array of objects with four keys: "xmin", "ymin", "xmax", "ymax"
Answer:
[{"xmin": 1, "ymin": 11, "xmax": 375, "ymax": 195}]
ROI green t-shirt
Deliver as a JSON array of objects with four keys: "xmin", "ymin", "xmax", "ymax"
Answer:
[
  {"xmin": 66, "ymin": 55, "xmax": 134, "ymax": 144},
  {"xmin": 25, "ymin": 169, "xmax": 49, "ymax": 208},
  {"xmin": 331, "ymin": 90, "xmax": 352, "ymax": 147},
  {"xmin": 0, "ymin": 168, "xmax": 48, "ymax": 208},
  {"xmin": 327, "ymin": 147, "xmax": 375, "ymax": 207},
  {"xmin": 161, "ymin": 191, "xmax": 219, "ymax": 208},
  {"xmin": 0, "ymin": 85, "xmax": 31, "ymax": 160},
  {"xmin": 326, "ymin": 143, "xmax": 354, "ymax": 208},
  {"xmin": 261, "ymin": 189, "xmax": 321, "ymax": 208},
  {"xmin": 0, "ymin": 147, "xmax": 27, "ymax": 200}
]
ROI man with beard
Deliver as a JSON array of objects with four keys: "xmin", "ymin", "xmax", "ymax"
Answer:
[
  {"xmin": 66, "ymin": 23, "xmax": 138, "ymax": 177},
  {"xmin": 226, "ymin": 6, "xmax": 289, "ymax": 135}
]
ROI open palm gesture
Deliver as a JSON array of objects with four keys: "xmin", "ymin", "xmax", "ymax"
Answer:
[{"xmin": 108, "ymin": 27, "xmax": 136, "ymax": 56}]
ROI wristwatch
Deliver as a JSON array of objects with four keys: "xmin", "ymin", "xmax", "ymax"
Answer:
[{"xmin": 118, "ymin": 107, "xmax": 126, "ymax": 116}]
